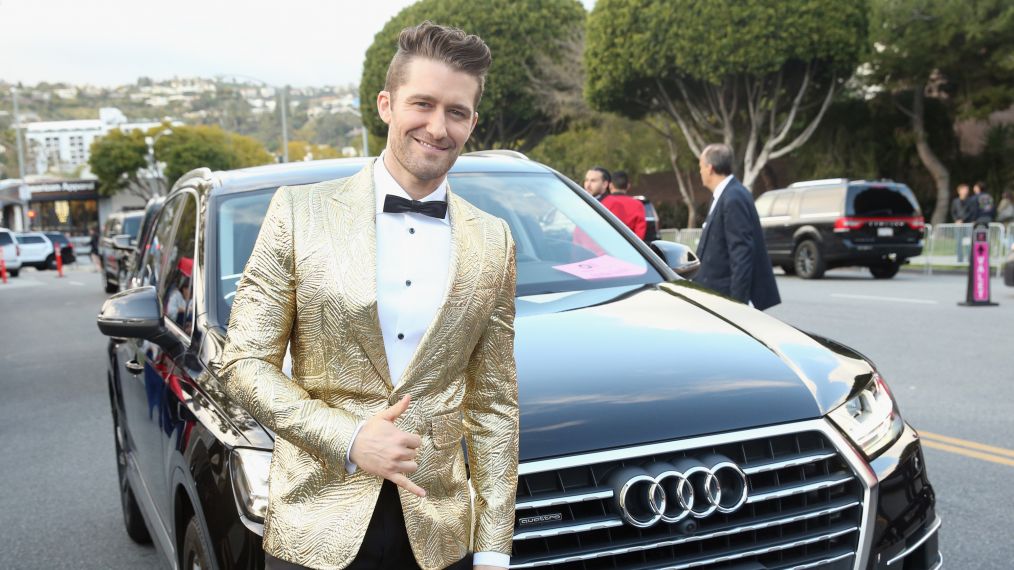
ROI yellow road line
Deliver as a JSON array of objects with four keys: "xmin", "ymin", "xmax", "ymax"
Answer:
[
  {"xmin": 920, "ymin": 440, "xmax": 1014, "ymax": 467},
  {"xmin": 920, "ymin": 431, "xmax": 1014, "ymax": 459}
]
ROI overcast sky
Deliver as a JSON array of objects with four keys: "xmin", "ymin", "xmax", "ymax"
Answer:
[{"xmin": 2, "ymin": 0, "xmax": 595, "ymax": 88}]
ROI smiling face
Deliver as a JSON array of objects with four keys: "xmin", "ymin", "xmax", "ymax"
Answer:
[{"xmin": 377, "ymin": 57, "xmax": 480, "ymax": 194}]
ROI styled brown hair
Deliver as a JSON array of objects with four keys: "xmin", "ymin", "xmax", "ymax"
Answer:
[{"xmin": 384, "ymin": 21, "xmax": 492, "ymax": 107}]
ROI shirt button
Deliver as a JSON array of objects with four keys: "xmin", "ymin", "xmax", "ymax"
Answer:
[
  {"xmin": 405, "ymin": 280, "xmax": 412, "ymax": 287},
  {"xmin": 397, "ymin": 333, "xmax": 405, "ymax": 340},
  {"xmin": 409, "ymin": 227, "xmax": 416, "ymax": 234}
]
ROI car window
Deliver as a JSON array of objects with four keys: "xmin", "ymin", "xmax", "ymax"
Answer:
[
  {"xmin": 17, "ymin": 235, "xmax": 46, "ymax": 244},
  {"xmin": 105, "ymin": 218, "xmax": 120, "ymax": 237},
  {"xmin": 799, "ymin": 189, "xmax": 842, "ymax": 217},
  {"xmin": 213, "ymin": 173, "xmax": 665, "ymax": 326},
  {"xmin": 848, "ymin": 185, "xmax": 919, "ymax": 217},
  {"xmin": 770, "ymin": 193, "xmax": 793, "ymax": 217},
  {"xmin": 122, "ymin": 216, "xmax": 142, "ymax": 239},
  {"xmin": 138, "ymin": 196, "xmax": 183, "ymax": 290},
  {"xmin": 755, "ymin": 193, "xmax": 775, "ymax": 217},
  {"xmin": 45, "ymin": 234, "xmax": 68, "ymax": 245},
  {"xmin": 159, "ymin": 195, "xmax": 198, "ymax": 335},
  {"xmin": 0, "ymin": 232, "xmax": 13, "ymax": 246}
]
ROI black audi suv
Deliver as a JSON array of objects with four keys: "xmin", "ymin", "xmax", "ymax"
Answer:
[
  {"xmin": 755, "ymin": 179, "xmax": 925, "ymax": 279},
  {"xmin": 97, "ymin": 154, "xmax": 939, "ymax": 570}
]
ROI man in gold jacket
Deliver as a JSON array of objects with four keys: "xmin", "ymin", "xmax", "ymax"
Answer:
[{"xmin": 220, "ymin": 22, "xmax": 518, "ymax": 570}]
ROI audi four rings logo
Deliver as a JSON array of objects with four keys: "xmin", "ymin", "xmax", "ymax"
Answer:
[{"xmin": 610, "ymin": 454, "xmax": 749, "ymax": 528}]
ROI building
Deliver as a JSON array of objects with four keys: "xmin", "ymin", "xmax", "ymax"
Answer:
[
  {"xmin": 0, "ymin": 177, "xmax": 147, "ymax": 237},
  {"xmin": 23, "ymin": 107, "xmax": 175, "ymax": 175}
]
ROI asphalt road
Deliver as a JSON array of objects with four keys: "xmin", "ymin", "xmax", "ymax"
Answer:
[
  {"xmin": 1, "ymin": 263, "xmax": 1011, "ymax": 568},
  {"xmin": 769, "ymin": 267, "xmax": 1014, "ymax": 570}
]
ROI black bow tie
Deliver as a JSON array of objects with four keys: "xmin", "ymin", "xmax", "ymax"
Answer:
[{"xmin": 382, "ymin": 194, "xmax": 448, "ymax": 219}]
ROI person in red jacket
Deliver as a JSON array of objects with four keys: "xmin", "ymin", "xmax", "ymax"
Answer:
[
  {"xmin": 584, "ymin": 167, "xmax": 646, "ymax": 239},
  {"xmin": 603, "ymin": 170, "xmax": 647, "ymax": 239}
]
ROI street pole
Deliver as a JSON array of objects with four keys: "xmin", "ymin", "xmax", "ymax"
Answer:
[
  {"xmin": 11, "ymin": 88, "xmax": 26, "ymax": 180},
  {"xmin": 280, "ymin": 86, "xmax": 289, "ymax": 162}
]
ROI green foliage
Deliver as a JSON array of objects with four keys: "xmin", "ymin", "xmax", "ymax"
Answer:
[
  {"xmin": 359, "ymin": 0, "xmax": 587, "ymax": 151},
  {"xmin": 528, "ymin": 114, "xmax": 669, "ymax": 183},
  {"xmin": 158, "ymin": 125, "xmax": 273, "ymax": 186},
  {"xmin": 585, "ymin": 0, "xmax": 868, "ymax": 118},
  {"xmin": 871, "ymin": 0, "xmax": 1014, "ymax": 119},
  {"xmin": 89, "ymin": 129, "xmax": 150, "ymax": 196},
  {"xmin": 287, "ymin": 140, "xmax": 343, "ymax": 161}
]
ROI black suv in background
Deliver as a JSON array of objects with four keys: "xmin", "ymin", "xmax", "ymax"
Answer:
[
  {"xmin": 99, "ymin": 210, "xmax": 145, "ymax": 293},
  {"xmin": 635, "ymin": 195, "xmax": 660, "ymax": 242},
  {"xmin": 97, "ymin": 157, "xmax": 939, "ymax": 570},
  {"xmin": 755, "ymin": 179, "xmax": 924, "ymax": 279}
]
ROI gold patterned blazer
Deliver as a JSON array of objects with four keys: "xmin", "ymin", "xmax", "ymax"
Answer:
[{"xmin": 219, "ymin": 160, "xmax": 519, "ymax": 570}]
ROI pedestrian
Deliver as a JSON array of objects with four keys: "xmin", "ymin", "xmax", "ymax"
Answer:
[
  {"xmin": 997, "ymin": 190, "xmax": 1014, "ymax": 224},
  {"xmin": 951, "ymin": 184, "xmax": 972, "ymax": 263},
  {"xmin": 220, "ymin": 22, "xmax": 518, "ymax": 570},
  {"xmin": 582, "ymin": 166, "xmax": 611, "ymax": 200},
  {"xmin": 89, "ymin": 227, "xmax": 101, "ymax": 273},
  {"xmin": 693, "ymin": 143, "xmax": 780, "ymax": 310},
  {"xmin": 973, "ymin": 181, "xmax": 995, "ymax": 223},
  {"xmin": 601, "ymin": 170, "xmax": 647, "ymax": 239}
]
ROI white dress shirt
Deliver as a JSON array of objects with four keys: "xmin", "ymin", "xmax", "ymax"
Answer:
[
  {"xmin": 704, "ymin": 174, "xmax": 734, "ymax": 226},
  {"xmin": 347, "ymin": 154, "xmax": 509, "ymax": 569}
]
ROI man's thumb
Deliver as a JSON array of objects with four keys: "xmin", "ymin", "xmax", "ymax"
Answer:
[{"xmin": 380, "ymin": 395, "xmax": 411, "ymax": 421}]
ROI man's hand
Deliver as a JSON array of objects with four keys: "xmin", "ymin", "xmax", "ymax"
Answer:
[{"xmin": 349, "ymin": 395, "xmax": 426, "ymax": 497}]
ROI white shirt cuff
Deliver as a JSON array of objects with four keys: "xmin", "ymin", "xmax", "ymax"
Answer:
[
  {"xmin": 344, "ymin": 421, "xmax": 366, "ymax": 474},
  {"xmin": 473, "ymin": 551, "xmax": 510, "ymax": 568}
]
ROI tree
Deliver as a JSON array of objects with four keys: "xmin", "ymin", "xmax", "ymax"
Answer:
[
  {"xmin": 89, "ymin": 129, "xmax": 160, "ymax": 200},
  {"xmin": 157, "ymin": 125, "xmax": 273, "ymax": 186},
  {"xmin": 585, "ymin": 0, "xmax": 868, "ymax": 190},
  {"xmin": 89, "ymin": 125, "xmax": 273, "ymax": 199},
  {"xmin": 359, "ymin": 0, "xmax": 587, "ymax": 152},
  {"xmin": 287, "ymin": 140, "xmax": 343, "ymax": 162},
  {"xmin": 870, "ymin": 0, "xmax": 1014, "ymax": 223}
]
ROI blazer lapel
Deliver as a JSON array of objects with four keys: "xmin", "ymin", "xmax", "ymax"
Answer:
[
  {"xmin": 328, "ymin": 160, "xmax": 393, "ymax": 389},
  {"xmin": 393, "ymin": 191, "xmax": 484, "ymax": 396}
]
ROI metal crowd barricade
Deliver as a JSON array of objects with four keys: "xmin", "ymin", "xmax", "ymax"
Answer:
[
  {"xmin": 659, "ymin": 228, "xmax": 680, "ymax": 243},
  {"xmin": 925, "ymin": 223, "xmax": 1007, "ymax": 277},
  {"xmin": 676, "ymin": 228, "xmax": 704, "ymax": 251}
]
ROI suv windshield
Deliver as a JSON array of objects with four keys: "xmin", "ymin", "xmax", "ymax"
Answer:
[
  {"xmin": 848, "ymin": 185, "xmax": 919, "ymax": 217},
  {"xmin": 0, "ymin": 232, "xmax": 12, "ymax": 246},
  {"xmin": 214, "ymin": 172, "xmax": 663, "ymax": 325},
  {"xmin": 122, "ymin": 216, "xmax": 142, "ymax": 239}
]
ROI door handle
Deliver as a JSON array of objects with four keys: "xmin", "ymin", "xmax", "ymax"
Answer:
[{"xmin": 125, "ymin": 360, "xmax": 144, "ymax": 374}]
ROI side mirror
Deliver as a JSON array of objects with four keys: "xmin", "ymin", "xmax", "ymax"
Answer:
[
  {"xmin": 96, "ymin": 286, "xmax": 184, "ymax": 356},
  {"xmin": 650, "ymin": 240, "xmax": 701, "ymax": 279},
  {"xmin": 112, "ymin": 234, "xmax": 133, "ymax": 250}
]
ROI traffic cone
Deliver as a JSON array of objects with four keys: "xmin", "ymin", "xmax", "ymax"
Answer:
[
  {"xmin": 1, "ymin": 257, "xmax": 7, "ymax": 284},
  {"xmin": 55, "ymin": 245, "xmax": 64, "ymax": 278}
]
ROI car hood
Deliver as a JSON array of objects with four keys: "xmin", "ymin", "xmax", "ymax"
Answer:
[{"xmin": 515, "ymin": 282, "xmax": 873, "ymax": 462}]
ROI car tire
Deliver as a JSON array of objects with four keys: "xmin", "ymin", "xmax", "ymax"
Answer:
[
  {"xmin": 104, "ymin": 266, "xmax": 118, "ymax": 294},
  {"xmin": 780, "ymin": 264, "xmax": 796, "ymax": 276},
  {"xmin": 870, "ymin": 261, "xmax": 900, "ymax": 279},
  {"xmin": 112, "ymin": 404, "xmax": 152, "ymax": 544},
  {"xmin": 46, "ymin": 255, "xmax": 56, "ymax": 270},
  {"xmin": 181, "ymin": 516, "xmax": 213, "ymax": 570},
  {"xmin": 8, "ymin": 268, "xmax": 18, "ymax": 278},
  {"xmin": 793, "ymin": 240, "xmax": 826, "ymax": 279}
]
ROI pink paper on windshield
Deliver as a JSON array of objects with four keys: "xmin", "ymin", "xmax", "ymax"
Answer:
[{"xmin": 553, "ymin": 255, "xmax": 647, "ymax": 280}]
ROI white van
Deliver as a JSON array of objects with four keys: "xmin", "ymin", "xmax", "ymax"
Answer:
[{"xmin": 0, "ymin": 228, "xmax": 22, "ymax": 277}]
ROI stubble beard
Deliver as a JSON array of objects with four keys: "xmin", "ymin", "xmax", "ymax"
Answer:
[{"xmin": 390, "ymin": 130, "xmax": 459, "ymax": 182}]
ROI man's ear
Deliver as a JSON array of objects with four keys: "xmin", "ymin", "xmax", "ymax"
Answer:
[
  {"xmin": 469, "ymin": 111, "xmax": 479, "ymax": 134},
  {"xmin": 377, "ymin": 91, "xmax": 393, "ymax": 125}
]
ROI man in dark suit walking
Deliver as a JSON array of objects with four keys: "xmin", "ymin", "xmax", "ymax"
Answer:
[{"xmin": 693, "ymin": 144, "xmax": 780, "ymax": 310}]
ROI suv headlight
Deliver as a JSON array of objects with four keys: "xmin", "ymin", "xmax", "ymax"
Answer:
[
  {"xmin": 230, "ymin": 448, "xmax": 272, "ymax": 522},
  {"xmin": 828, "ymin": 372, "xmax": 903, "ymax": 458}
]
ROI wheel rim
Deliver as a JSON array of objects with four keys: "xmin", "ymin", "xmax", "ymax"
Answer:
[{"xmin": 797, "ymin": 245, "xmax": 814, "ymax": 275}]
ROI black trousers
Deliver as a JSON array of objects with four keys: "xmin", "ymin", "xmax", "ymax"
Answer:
[{"xmin": 265, "ymin": 481, "xmax": 473, "ymax": 570}]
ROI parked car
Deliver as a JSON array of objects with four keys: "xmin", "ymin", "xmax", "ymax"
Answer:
[
  {"xmin": 44, "ymin": 232, "xmax": 77, "ymax": 266},
  {"xmin": 100, "ymin": 210, "xmax": 145, "ymax": 293},
  {"xmin": 0, "ymin": 227, "xmax": 22, "ymax": 277},
  {"xmin": 755, "ymin": 179, "xmax": 925, "ymax": 279},
  {"xmin": 15, "ymin": 232, "xmax": 55, "ymax": 270},
  {"xmin": 635, "ymin": 194, "xmax": 660, "ymax": 242},
  {"xmin": 97, "ymin": 155, "xmax": 939, "ymax": 570}
]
